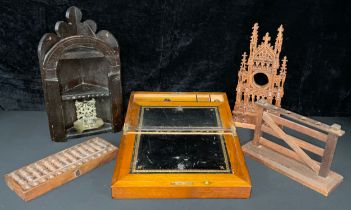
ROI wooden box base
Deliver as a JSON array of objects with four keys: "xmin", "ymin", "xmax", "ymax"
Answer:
[
  {"xmin": 111, "ymin": 186, "xmax": 251, "ymax": 199},
  {"xmin": 111, "ymin": 134, "xmax": 251, "ymax": 199},
  {"xmin": 242, "ymin": 141, "xmax": 343, "ymax": 196},
  {"xmin": 111, "ymin": 92, "xmax": 251, "ymax": 199}
]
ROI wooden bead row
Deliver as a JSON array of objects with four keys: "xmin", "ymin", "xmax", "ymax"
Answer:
[{"xmin": 9, "ymin": 138, "xmax": 115, "ymax": 190}]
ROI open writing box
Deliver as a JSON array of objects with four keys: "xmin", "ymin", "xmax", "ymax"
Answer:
[{"xmin": 111, "ymin": 92, "xmax": 251, "ymax": 198}]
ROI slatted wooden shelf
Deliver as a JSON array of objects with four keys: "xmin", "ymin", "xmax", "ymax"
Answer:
[
  {"xmin": 66, "ymin": 123, "xmax": 113, "ymax": 139},
  {"xmin": 61, "ymin": 83, "xmax": 110, "ymax": 101}
]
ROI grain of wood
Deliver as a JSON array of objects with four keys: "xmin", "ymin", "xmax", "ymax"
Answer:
[
  {"xmin": 243, "ymin": 142, "xmax": 343, "ymax": 196},
  {"xmin": 262, "ymin": 112, "xmax": 320, "ymax": 172},
  {"xmin": 243, "ymin": 100, "xmax": 345, "ymax": 196},
  {"xmin": 4, "ymin": 137, "xmax": 118, "ymax": 201}
]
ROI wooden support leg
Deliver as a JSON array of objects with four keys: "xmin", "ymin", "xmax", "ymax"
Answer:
[
  {"xmin": 319, "ymin": 133, "xmax": 338, "ymax": 177},
  {"xmin": 252, "ymin": 105, "xmax": 264, "ymax": 145}
]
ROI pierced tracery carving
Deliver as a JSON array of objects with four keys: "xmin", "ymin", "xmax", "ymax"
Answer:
[
  {"xmin": 233, "ymin": 23, "xmax": 288, "ymax": 127},
  {"xmin": 74, "ymin": 99, "xmax": 103, "ymax": 133}
]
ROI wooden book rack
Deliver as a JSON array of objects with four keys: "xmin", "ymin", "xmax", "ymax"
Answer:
[
  {"xmin": 242, "ymin": 100, "xmax": 345, "ymax": 196},
  {"xmin": 5, "ymin": 137, "xmax": 117, "ymax": 201}
]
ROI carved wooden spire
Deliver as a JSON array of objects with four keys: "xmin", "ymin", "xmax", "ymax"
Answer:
[
  {"xmin": 280, "ymin": 56, "xmax": 288, "ymax": 75},
  {"xmin": 240, "ymin": 52, "xmax": 248, "ymax": 70},
  {"xmin": 250, "ymin": 23, "xmax": 259, "ymax": 54},
  {"xmin": 263, "ymin": 32, "xmax": 271, "ymax": 45},
  {"xmin": 275, "ymin": 25, "xmax": 284, "ymax": 54}
]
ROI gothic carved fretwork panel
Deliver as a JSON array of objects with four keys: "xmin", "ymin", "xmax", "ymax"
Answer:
[
  {"xmin": 233, "ymin": 23, "xmax": 288, "ymax": 127},
  {"xmin": 74, "ymin": 99, "xmax": 104, "ymax": 133}
]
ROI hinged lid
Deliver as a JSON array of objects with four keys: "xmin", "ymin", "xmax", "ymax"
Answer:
[{"xmin": 123, "ymin": 92, "xmax": 236, "ymax": 136}]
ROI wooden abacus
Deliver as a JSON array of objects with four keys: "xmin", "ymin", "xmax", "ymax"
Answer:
[{"xmin": 4, "ymin": 137, "xmax": 117, "ymax": 201}]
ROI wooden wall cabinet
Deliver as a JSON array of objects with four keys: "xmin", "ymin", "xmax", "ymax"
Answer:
[{"xmin": 38, "ymin": 6, "xmax": 123, "ymax": 142}]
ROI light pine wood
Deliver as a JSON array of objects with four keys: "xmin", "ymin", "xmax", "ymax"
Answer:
[
  {"xmin": 233, "ymin": 23, "xmax": 287, "ymax": 128},
  {"xmin": 4, "ymin": 137, "xmax": 117, "ymax": 201},
  {"xmin": 242, "ymin": 99, "xmax": 344, "ymax": 196},
  {"xmin": 112, "ymin": 92, "xmax": 251, "ymax": 199}
]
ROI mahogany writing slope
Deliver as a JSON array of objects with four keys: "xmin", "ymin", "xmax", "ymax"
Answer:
[{"xmin": 111, "ymin": 92, "xmax": 251, "ymax": 199}]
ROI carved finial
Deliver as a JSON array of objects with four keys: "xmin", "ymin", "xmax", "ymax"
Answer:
[
  {"xmin": 278, "ymin": 24, "xmax": 284, "ymax": 34},
  {"xmin": 250, "ymin": 23, "xmax": 259, "ymax": 54},
  {"xmin": 66, "ymin": 6, "xmax": 82, "ymax": 29},
  {"xmin": 263, "ymin": 32, "xmax": 271, "ymax": 44},
  {"xmin": 240, "ymin": 52, "xmax": 247, "ymax": 69},
  {"xmin": 275, "ymin": 24, "xmax": 284, "ymax": 54},
  {"xmin": 38, "ymin": 6, "xmax": 120, "ymax": 63},
  {"xmin": 280, "ymin": 56, "xmax": 288, "ymax": 74},
  {"xmin": 54, "ymin": 6, "xmax": 97, "ymax": 38}
]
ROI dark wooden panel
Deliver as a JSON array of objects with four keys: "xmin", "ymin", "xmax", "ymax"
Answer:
[{"xmin": 39, "ymin": 7, "xmax": 123, "ymax": 141}]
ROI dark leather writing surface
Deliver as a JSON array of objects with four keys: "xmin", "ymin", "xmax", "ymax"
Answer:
[
  {"xmin": 140, "ymin": 107, "xmax": 220, "ymax": 128},
  {"xmin": 132, "ymin": 134, "xmax": 231, "ymax": 173}
]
